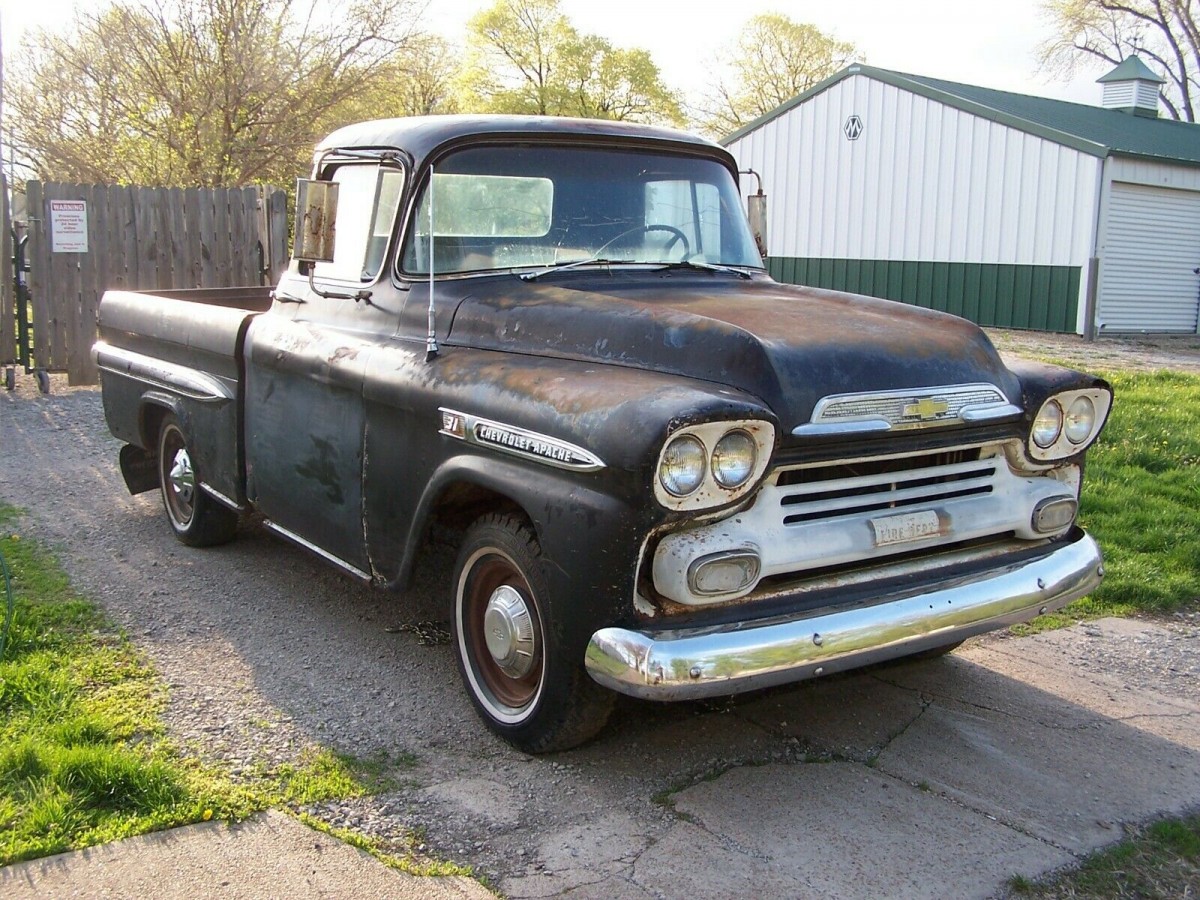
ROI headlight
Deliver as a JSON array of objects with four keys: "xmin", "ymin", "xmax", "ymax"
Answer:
[
  {"xmin": 1032, "ymin": 400, "xmax": 1063, "ymax": 448},
  {"xmin": 1027, "ymin": 387, "xmax": 1112, "ymax": 461},
  {"xmin": 1064, "ymin": 395, "xmax": 1095, "ymax": 444},
  {"xmin": 654, "ymin": 419, "xmax": 776, "ymax": 511},
  {"xmin": 712, "ymin": 430, "xmax": 757, "ymax": 488},
  {"xmin": 659, "ymin": 435, "xmax": 707, "ymax": 496}
]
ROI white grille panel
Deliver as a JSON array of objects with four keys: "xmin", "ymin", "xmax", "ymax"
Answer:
[
  {"xmin": 652, "ymin": 442, "xmax": 1081, "ymax": 606},
  {"xmin": 778, "ymin": 452, "xmax": 1000, "ymax": 524}
]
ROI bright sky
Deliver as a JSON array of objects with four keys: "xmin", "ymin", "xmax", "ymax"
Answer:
[{"xmin": 0, "ymin": 0, "xmax": 1106, "ymax": 109}]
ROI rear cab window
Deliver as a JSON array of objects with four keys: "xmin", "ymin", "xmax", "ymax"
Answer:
[{"xmin": 313, "ymin": 164, "xmax": 406, "ymax": 283}]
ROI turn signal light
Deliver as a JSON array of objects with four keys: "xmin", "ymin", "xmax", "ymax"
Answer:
[
  {"xmin": 688, "ymin": 551, "xmax": 762, "ymax": 596},
  {"xmin": 1032, "ymin": 497, "xmax": 1078, "ymax": 534}
]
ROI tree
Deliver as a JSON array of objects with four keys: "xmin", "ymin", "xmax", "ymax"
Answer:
[
  {"xmin": 458, "ymin": 0, "xmax": 683, "ymax": 124},
  {"xmin": 1040, "ymin": 0, "xmax": 1199, "ymax": 121},
  {"xmin": 9, "ymin": 0, "xmax": 422, "ymax": 186},
  {"xmin": 339, "ymin": 34, "xmax": 464, "ymax": 121},
  {"xmin": 698, "ymin": 13, "xmax": 858, "ymax": 138}
]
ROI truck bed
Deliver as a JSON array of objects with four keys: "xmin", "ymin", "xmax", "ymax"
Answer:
[
  {"xmin": 94, "ymin": 287, "xmax": 269, "ymax": 510},
  {"xmin": 138, "ymin": 286, "xmax": 274, "ymax": 312}
]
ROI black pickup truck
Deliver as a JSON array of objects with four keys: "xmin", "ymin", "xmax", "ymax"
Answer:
[{"xmin": 95, "ymin": 115, "xmax": 1111, "ymax": 752}]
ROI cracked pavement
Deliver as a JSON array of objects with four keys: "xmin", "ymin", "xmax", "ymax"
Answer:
[{"xmin": 2, "ymin": 384, "xmax": 1198, "ymax": 900}]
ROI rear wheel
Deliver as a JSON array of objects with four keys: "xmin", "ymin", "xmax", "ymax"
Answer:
[
  {"xmin": 453, "ymin": 513, "xmax": 614, "ymax": 753},
  {"xmin": 157, "ymin": 415, "xmax": 238, "ymax": 547}
]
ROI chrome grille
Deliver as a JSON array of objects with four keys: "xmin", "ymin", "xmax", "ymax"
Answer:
[
  {"xmin": 812, "ymin": 384, "xmax": 1010, "ymax": 429},
  {"xmin": 775, "ymin": 448, "xmax": 1000, "ymax": 526}
]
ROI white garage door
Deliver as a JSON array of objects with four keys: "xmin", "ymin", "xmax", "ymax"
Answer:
[{"xmin": 1098, "ymin": 182, "xmax": 1200, "ymax": 333}]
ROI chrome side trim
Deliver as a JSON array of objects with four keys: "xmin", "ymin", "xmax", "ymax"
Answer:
[
  {"xmin": 586, "ymin": 532, "xmax": 1103, "ymax": 700},
  {"xmin": 200, "ymin": 482, "xmax": 245, "ymax": 511},
  {"xmin": 262, "ymin": 519, "xmax": 372, "ymax": 582},
  {"xmin": 438, "ymin": 408, "xmax": 605, "ymax": 472},
  {"xmin": 94, "ymin": 342, "xmax": 234, "ymax": 403}
]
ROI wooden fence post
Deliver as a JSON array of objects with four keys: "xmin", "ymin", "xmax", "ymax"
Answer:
[{"xmin": 1, "ymin": 174, "xmax": 15, "ymax": 365}]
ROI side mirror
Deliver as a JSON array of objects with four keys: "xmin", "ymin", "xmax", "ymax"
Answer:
[
  {"xmin": 747, "ymin": 193, "xmax": 768, "ymax": 261},
  {"xmin": 293, "ymin": 179, "xmax": 338, "ymax": 263},
  {"xmin": 739, "ymin": 169, "xmax": 768, "ymax": 261}
]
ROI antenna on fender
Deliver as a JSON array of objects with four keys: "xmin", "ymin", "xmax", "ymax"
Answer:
[{"xmin": 425, "ymin": 165, "xmax": 439, "ymax": 362}]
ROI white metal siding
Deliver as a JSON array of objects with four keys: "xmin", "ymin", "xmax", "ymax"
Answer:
[
  {"xmin": 1098, "ymin": 182, "xmax": 1200, "ymax": 332},
  {"xmin": 1109, "ymin": 157, "xmax": 1200, "ymax": 191},
  {"xmin": 726, "ymin": 74, "xmax": 1099, "ymax": 267}
]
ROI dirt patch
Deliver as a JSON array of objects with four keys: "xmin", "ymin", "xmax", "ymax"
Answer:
[{"xmin": 986, "ymin": 328, "xmax": 1200, "ymax": 374}]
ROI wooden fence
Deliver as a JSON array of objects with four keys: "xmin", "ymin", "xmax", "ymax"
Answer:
[
  {"xmin": 23, "ymin": 181, "xmax": 289, "ymax": 384},
  {"xmin": 1, "ymin": 175, "xmax": 14, "ymax": 366}
]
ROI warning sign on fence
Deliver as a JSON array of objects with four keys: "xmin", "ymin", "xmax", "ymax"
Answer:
[{"xmin": 50, "ymin": 200, "xmax": 89, "ymax": 253}]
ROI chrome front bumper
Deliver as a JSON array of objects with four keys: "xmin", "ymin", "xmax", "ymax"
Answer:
[{"xmin": 585, "ymin": 532, "xmax": 1103, "ymax": 700}]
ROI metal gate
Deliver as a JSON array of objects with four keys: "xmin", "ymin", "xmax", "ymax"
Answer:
[{"xmin": 7, "ymin": 181, "xmax": 288, "ymax": 387}]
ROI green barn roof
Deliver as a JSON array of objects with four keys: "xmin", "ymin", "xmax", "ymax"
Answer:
[{"xmin": 723, "ymin": 64, "xmax": 1200, "ymax": 168}]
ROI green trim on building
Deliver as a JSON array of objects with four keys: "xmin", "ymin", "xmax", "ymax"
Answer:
[{"xmin": 768, "ymin": 257, "xmax": 1080, "ymax": 333}]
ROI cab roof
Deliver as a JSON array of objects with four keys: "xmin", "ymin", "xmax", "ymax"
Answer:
[{"xmin": 316, "ymin": 115, "xmax": 732, "ymax": 169}]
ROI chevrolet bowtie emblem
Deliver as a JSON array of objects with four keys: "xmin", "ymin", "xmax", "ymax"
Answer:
[{"xmin": 903, "ymin": 397, "xmax": 950, "ymax": 420}]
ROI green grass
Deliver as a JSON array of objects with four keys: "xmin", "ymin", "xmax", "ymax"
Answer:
[
  {"xmin": 1009, "ymin": 813, "xmax": 1200, "ymax": 898},
  {"xmin": 0, "ymin": 504, "xmax": 423, "ymax": 868},
  {"xmin": 1012, "ymin": 369, "xmax": 1200, "ymax": 633},
  {"xmin": 1072, "ymin": 370, "xmax": 1200, "ymax": 617}
]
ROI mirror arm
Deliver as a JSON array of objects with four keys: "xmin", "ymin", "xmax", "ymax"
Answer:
[{"xmin": 307, "ymin": 269, "xmax": 372, "ymax": 303}]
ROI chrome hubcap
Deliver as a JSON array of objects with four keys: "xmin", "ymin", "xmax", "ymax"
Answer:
[
  {"xmin": 483, "ymin": 585, "xmax": 536, "ymax": 678},
  {"xmin": 169, "ymin": 448, "xmax": 195, "ymax": 505}
]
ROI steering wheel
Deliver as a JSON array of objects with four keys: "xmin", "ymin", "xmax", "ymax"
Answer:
[{"xmin": 641, "ymin": 224, "xmax": 691, "ymax": 261}]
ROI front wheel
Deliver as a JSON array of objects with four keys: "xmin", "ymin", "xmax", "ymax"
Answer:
[
  {"xmin": 453, "ymin": 513, "xmax": 614, "ymax": 753},
  {"xmin": 157, "ymin": 415, "xmax": 238, "ymax": 547}
]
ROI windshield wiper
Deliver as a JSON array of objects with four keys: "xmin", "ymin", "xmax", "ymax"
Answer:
[
  {"xmin": 652, "ymin": 260, "xmax": 753, "ymax": 279},
  {"xmin": 519, "ymin": 258, "xmax": 634, "ymax": 281}
]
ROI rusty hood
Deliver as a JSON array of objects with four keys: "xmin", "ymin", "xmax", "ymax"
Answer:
[{"xmin": 445, "ymin": 273, "xmax": 1021, "ymax": 430}]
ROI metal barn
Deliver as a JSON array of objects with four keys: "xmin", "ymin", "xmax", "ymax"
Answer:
[{"xmin": 724, "ymin": 59, "xmax": 1200, "ymax": 335}]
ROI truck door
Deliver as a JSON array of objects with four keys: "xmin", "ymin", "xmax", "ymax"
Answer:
[{"xmin": 243, "ymin": 162, "xmax": 405, "ymax": 579}]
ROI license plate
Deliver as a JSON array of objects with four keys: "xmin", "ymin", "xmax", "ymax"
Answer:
[{"xmin": 870, "ymin": 509, "xmax": 943, "ymax": 546}]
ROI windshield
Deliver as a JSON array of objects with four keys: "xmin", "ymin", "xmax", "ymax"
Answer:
[{"xmin": 401, "ymin": 144, "xmax": 763, "ymax": 275}]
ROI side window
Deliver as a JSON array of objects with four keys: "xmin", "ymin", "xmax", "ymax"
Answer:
[
  {"xmin": 645, "ymin": 180, "xmax": 721, "ymax": 262},
  {"xmin": 313, "ymin": 165, "xmax": 405, "ymax": 282}
]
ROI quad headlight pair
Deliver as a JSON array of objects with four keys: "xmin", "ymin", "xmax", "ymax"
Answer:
[
  {"xmin": 1028, "ymin": 388, "xmax": 1112, "ymax": 461},
  {"xmin": 660, "ymin": 430, "xmax": 756, "ymax": 494},
  {"xmin": 655, "ymin": 420, "xmax": 776, "ymax": 511}
]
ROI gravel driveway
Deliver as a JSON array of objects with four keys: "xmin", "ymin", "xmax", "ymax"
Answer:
[{"xmin": 2, "ymin": 332, "xmax": 1197, "ymax": 898}]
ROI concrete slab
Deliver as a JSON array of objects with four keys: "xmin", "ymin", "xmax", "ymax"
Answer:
[
  {"xmin": 735, "ymin": 671, "xmax": 929, "ymax": 760},
  {"xmin": 0, "ymin": 811, "xmax": 492, "ymax": 900},
  {"xmin": 503, "ymin": 812, "xmax": 653, "ymax": 899},
  {"xmin": 655, "ymin": 762, "xmax": 1069, "ymax": 900},
  {"xmin": 874, "ymin": 621, "xmax": 1200, "ymax": 854},
  {"xmin": 423, "ymin": 778, "xmax": 524, "ymax": 827},
  {"xmin": 630, "ymin": 821, "xmax": 809, "ymax": 899}
]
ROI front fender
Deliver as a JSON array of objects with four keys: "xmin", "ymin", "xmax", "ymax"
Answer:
[{"xmin": 382, "ymin": 452, "xmax": 644, "ymax": 628}]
